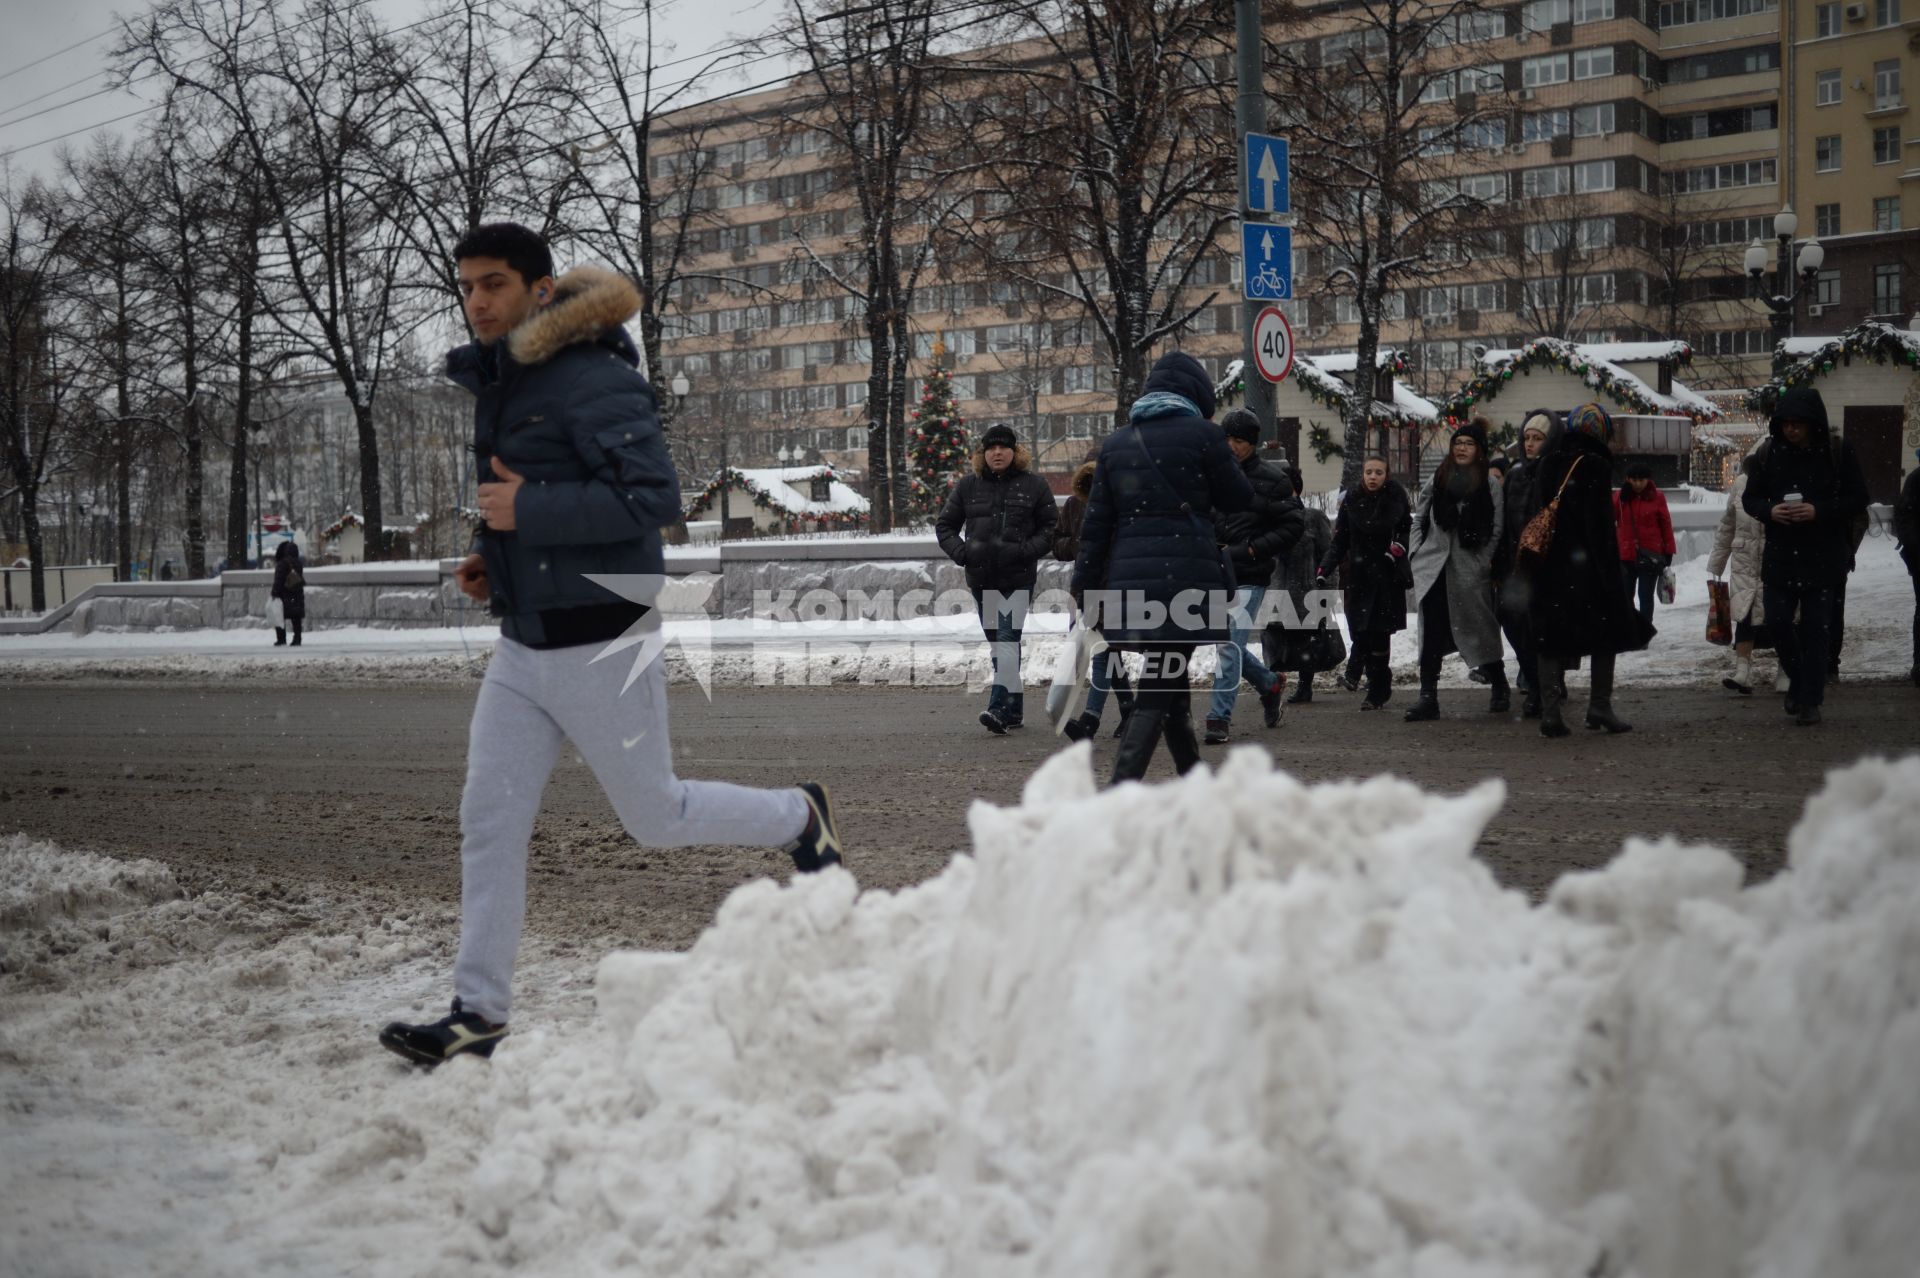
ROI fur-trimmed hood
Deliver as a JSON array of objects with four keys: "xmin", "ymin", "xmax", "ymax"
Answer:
[
  {"xmin": 972, "ymin": 442, "xmax": 1034, "ymax": 476},
  {"xmin": 1071, "ymin": 460, "xmax": 1096, "ymax": 499},
  {"xmin": 506, "ymin": 265, "xmax": 645, "ymax": 371}
]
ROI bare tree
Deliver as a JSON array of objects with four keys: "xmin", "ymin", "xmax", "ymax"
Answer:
[
  {"xmin": 774, "ymin": 0, "xmax": 960, "ymax": 532},
  {"xmin": 1483, "ymin": 193, "xmax": 1622, "ymax": 340},
  {"xmin": 962, "ymin": 0, "xmax": 1238, "ymax": 430},
  {"xmin": 1270, "ymin": 0, "xmax": 1505, "ymax": 488},
  {"xmin": 0, "ymin": 179, "xmax": 82, "ymax": 610},
  {"xmin": 124, "ymin": 0, "xmax": 417, "ymax": 559}
]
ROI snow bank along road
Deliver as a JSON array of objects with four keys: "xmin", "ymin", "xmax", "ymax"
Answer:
[{"xmin": 3, "ymin": 747, "xmax": 1917, "ymax": 1277}]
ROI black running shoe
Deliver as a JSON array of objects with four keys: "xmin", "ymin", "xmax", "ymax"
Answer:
[
  {"xmin": 379, "ymin": 998, "xmax": 507, "ymax": 1067},
  {"xmin": 979, "ymin": 709, "xmax": 1006, "ymax": 735},
  {"xmin": 784, "ymin": 781, "xmax": 844, "ymax": 872}
]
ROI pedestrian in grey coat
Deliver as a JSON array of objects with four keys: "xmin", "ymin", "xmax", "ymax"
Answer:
[{"xmin": 1405, "ymin": 419, "xmax": 1506, "ymax": 720}]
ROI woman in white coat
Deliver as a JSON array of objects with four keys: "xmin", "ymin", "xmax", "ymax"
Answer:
[
  {"xmin": 1404, "ymin": 420, "xmax": 1507, "ymax": 720},
  {"xmin": 1708, "ymin": 447, "xmax": 1772, "ymax": 695}
]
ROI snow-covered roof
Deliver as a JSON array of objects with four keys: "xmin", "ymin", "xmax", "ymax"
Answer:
[
  {"xmin": 1749, "ymin": 320, "xmax": 1920, "ymax": 413},
  {"xmin": 1298, "ymin": 356, "xmax": 1440, "ymax": 425},
  {"xmin": 1456, "ymin": 338, "xmax": 1720, "ymax": 423},
  {"xmin": 732, "ymin": 466, "xmax": 868, "ymax": 515}
]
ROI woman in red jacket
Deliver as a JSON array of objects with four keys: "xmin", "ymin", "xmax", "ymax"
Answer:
[{"xmin": 1615, "ymin": 462, "xmax": 1675, "ymax": 626}]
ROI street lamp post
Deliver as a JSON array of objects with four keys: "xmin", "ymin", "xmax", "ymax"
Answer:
[{"xmin": 1744, "ymin": 205, "xmax": 1826, "ymax": 345}]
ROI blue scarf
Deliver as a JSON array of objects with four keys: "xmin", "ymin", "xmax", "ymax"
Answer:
[{"xmin": 1128, "ymin": 391, "xmax": 1200, "ymax": 424}]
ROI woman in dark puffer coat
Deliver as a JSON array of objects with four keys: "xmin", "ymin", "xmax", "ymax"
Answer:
[
  {"xmin": 1073, "ymin": 352, "xmax": 1253, "ymax": 784},
  {"xmin": 1317, "ymin": 457, "xmax": 1411, "ymax": 709},
  {"xmin": 1520, "ymin": 403, "xmax": 1654, "ymax": 738},
  {"xmin": 271, "ymin": 539, "xmax": 307, "ymax": 646}
]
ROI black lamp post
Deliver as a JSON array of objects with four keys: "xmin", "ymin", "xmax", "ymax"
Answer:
[{"xmin": 1744, "ymin": 205, "xmax": 1826, "ymax": 344}]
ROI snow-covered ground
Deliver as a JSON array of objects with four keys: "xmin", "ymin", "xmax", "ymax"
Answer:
[
  {"xmin": 1, "ymin": 536, "xmax": 1911, "ymax": 689},
  {"xmin": 5, "ymin": 751, "xmax": 1918, "ymax": 1277}
]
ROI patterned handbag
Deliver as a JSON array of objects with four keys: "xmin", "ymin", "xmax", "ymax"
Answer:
[
  {"xmin": 1705, "ymin": 578, "xmax": 1732, "ymax": 646},
  {"xmin": 1515, "ymin": 456, "xmax": 1583, "ymax": 568}
]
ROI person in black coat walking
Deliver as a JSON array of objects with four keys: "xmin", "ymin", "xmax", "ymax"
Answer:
[
  {"xmin": 1740, "ymin": 385, "xmax": 1871, "ymax": 725},
  {"xmin": 1521, "ymin": 403, "xmax": 1654, "ymax": 737},
  {"xmin": 1204, "ymin": 408, "xmax": 1302, "ymax": 743},
  {"xmin": 271, "ymin": 540, "xmax": 306, "ymax": 646},
  {"xmin": 1493, "ymin": 410, "xmax": 1555, "ymax": 717},
  {"xmin": 1073, "ymin": 351, "xmax": 1253, "ymax": 784},
  {"xmin": 1317, "ymin": 457, "xmax": 1412, "ymax": 709},
  {"xmin": 936, "ymin": 421, "xmax": 1059, "ymax": 733},
  {"xmin": 1896, "ymin": 448, "xmax": 1920, "ymax": 687}
]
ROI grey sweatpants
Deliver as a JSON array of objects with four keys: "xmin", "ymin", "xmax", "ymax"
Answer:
[{"xmin": 453, "ymin": 636, "xmax": 809, "ymax": 1022}]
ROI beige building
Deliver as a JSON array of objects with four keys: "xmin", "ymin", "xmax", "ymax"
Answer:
[{"xmin": 1784, "ymin": 0, "xmax": 1920, "ymax": 334}]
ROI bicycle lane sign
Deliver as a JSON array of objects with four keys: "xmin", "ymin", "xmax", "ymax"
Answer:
[{"xmin": 1241, "ymin": 222, "xmax": 1292, "ymax": 301}]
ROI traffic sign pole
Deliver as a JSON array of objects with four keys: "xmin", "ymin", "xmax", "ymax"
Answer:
[{"xmin": 1233, "ymin": 0, "xmax": 1274, "ymax": 441}]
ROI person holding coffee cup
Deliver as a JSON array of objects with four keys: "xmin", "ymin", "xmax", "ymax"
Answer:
[{"xmin": 1740, "ymin": 387, "xmax": 1870, "ymax": 726}]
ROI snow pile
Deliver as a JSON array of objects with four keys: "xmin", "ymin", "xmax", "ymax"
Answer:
[{"xmin": 458, "ymin": 749, "xmax": 1920, "ymax": 1277}]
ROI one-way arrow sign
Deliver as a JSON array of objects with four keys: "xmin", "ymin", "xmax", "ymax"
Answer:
[{"xmin": 1244, "ymin": 133, "xmax": 1289, "ymax": 215}]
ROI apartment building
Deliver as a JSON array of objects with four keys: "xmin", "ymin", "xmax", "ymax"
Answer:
[
  {"xmin": 648, "ymin": 2, "xmax": 1810, "ymax": 489},
  {"xmin": 1786, "ymin": 0, "xmax": 1920, "ymax": 332}
]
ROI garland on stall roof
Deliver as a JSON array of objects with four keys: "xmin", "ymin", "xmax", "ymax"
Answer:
[
  {"xmin": 1441, "ymin": 337, "xmax": 1715, "ymax": 425},
  {"xmin": 1746, "ymin": 320, "xmax": 1920, "ymax": 414},
  {"xmin": 320, "ymin": 512, "xmax": 364, "ymax": 541},
  {"xmin": 1216, "ymin": 352, "xmax": 1422, "ymax": 427},
  {"xmin": 682, "ymin": 465, "xmax": 868, "ymax": 529}
]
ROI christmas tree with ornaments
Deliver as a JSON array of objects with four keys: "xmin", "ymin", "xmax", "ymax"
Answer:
[{"xmin": 907, "ymin": 342, "xmax": 969, "ymax": 519}]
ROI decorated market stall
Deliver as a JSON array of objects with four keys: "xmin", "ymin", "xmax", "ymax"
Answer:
[
  {"xmin": 1748, "ymin": 321, "xmax": 1920, "ymax": 504},
  {"xmin": 1216, "ymin": 351, "xmax": 1440, "ymax": 495},
  {"xmin": 682, "ymin": 465, "xmax": 870, "ymax": 538}
]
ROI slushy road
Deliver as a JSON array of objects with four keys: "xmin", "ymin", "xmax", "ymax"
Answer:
[{"xmin": 3, "ymin": 678, "xmax": 1915, "ymax": 952}]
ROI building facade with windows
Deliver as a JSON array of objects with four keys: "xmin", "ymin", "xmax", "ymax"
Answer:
[{"xmin": 1786, "ymin": 0, "xmax": 1920, "ymax": 333}]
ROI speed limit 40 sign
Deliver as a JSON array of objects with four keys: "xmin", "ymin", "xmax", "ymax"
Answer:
[{"xmin": 1252, "ymin": 306, "xmax": 1294, "ymax": 384}]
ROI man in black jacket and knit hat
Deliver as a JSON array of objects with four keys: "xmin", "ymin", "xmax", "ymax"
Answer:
[
  {"xmin": 1205, "ymin": 407, "xmax": 1302, "ymax": 742},
  {"xmin": 936, "ymin": 421, "xmax": 1058, "ymax": 733},
  {"xmin": 1741, "ymin": 386, "xmax": 1869, "ymax": 725}
]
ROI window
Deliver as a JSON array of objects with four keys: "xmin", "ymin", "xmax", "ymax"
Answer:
[
  {"xmin": 1876, "ymin": 264, "xmax": 1903, "ymax": 312},
  {"xmin": 1423, "ymin": 286, "xmax": 1457, "ymax": 319},
  {"xmin": 1575, "ymin": 0, "xmax": 1615, "ymax": 20},
  {"xmin": 1817, "ymin": 203, "xmax": 1841, "ymax": 237},
  {"xmin": 1524, "ymin": 0, "xmax": 1570, "ymax": 28},
  {"xmin": 1574, "ymin": 47, "xmax": 1616, "ymax": 79},
  {"xmin": 809, "ymin": 477, "xmax": 833, "ymax": 502},
  {"xmin": 1460, "ymin": 172, "xmax": 1511, "ymax": 203},
  {"xmin": 1811, "ymin": 271, "xmax": 1842, "ymax": 307},
  {"xmin": 1524, "ymin": 54, "xmax": 1571, "ymax": 87},
  {"xmin": 1666, "ymin": 44, "xmax": 1779, "ymax": 80},
  {"xmin": 1577, "ymin": 273, "xmax": 1618, "ymax": 304},
  {"xmin": 1815, "ymin": 1, "xmax": 1841, "ymax": 34},
  {"xmin": 1673, "ymin": 158, "xmax": 1777, "ymax": 191},
  {"xmin": 1875, "ymin": 126, "xmax": 1902, "ymax": 164},
  {"xmin": 1524, "ymin": 109, "xmax": 1572, "ymax": 141},
  {"xmin": 1523, "ymin": 165, "xmax": 1573, "ymax": 197},
  {"xmin": 1876, "ymin": 0, "xmax": 1900, "ymax": 25},
  {"xmin": 1876, "ymin": 196, "xmax": 1903, "ymax": 230},
  {"xmin": 1525, "ymin": 222, "xmax": 1574, "ymax": 254},
  {"xmin": 1875, "ymin": 60, "xmax": 1902, "ymax": 108},
  {"xmin": 1463, "ymin": 118, "xmax": 1509, "ymax": 149},
  {"xmin": 1573, "ymin": 103, "xmax": 1616, "ymax": 136},
  {"xmin": 1817, "ymin": 135, "xmax": 1843, "ymax": 172},
  {"xmin": 1817, "ymin": 71, "xmax": 1843, "ymax": 106},
  {"xmin": 1417, "ymin": 72, "xmax": 1456, "ymax": 103},
  {"xmin": 1418, "ymin": 125, "xmax": 1456, "ymax": 156},
  {"xmin": 1658, "ymin": 0, "xmax": 1776, "ymax": 21},
  {"xmin": 1461, "ymin": 64, "xmax": 1508, "ymax": 93},
  {"xmin": 1574, "ymin": 160, "xmax": 1616, "ymax": 192},
  {"xmin": 1580, "ymin": 217, "xmax": 1616, "ymax": 249}
]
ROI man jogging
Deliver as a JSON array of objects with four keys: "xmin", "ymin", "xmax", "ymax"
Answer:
[{"xmin": 380, "ymin": 223, "xmax": 842, "ymax": 1067}]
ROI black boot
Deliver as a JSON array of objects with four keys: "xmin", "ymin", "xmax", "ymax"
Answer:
[
  {"xmin": 1163, "ymin": 699, "xmax": 1203, "ymax": 776},
  {"xmin": 1485, "ymin": 664, "xmax": 1510, "ymax": 714},
  {"xmin": 1403, "ymin": 674, "xmax": 1440, "ymax": 721},
  {"xmin": 1287, "ymin": 672, "xmax": 1313, "ymax": 705},
  {"xmin": 1062, "ymin": 712, "xmax": 1100, "ymax": 743},
  {"xmin": 1339, "ymin": 656, "xmax": 1362, "ymax": 693},
  {"xmin": 290, "ymin": 618, "xmax": 302, "ymax": 647},
  {"xmin": 1584, "ymin": 652, "xmax": 1633, "ymax": 734},
  {"xmin": 1362, "ymin": 656, "xmax": 1393, "ymax": 709},
  {"xmin": 1110, "ymin": 706, "xmax": 1166, "ymax": 784},
  {"xmin": 274, "ymin": 627, "xmax": 287, "ymax": 646},
  {"xmin": 1521, "ymin": 688, "xmax": 1543, "ymax": 720},
  {"xmin": 1537, "ymin": 656, "xmax": 1570, "ymax": 737}
]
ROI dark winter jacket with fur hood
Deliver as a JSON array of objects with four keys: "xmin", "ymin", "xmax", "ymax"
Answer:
[
  {"xmin": 935, "ymin": 442, "xmax": 1058, "ymax": 593},
  {"xmin": 446, "ymin": 266, "xmax": 682, "ymax": 647}
]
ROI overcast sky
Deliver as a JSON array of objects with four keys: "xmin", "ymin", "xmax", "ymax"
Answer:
[{"xmin": 0, "ymin": 0, "xmax": 789, "ymax": 184}]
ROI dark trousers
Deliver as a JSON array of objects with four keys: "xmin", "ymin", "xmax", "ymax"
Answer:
[
  {"xmin": 1829, "ymin": 580, "xmax": 1848, "ymax": 673},
  {"xmin": 971, "ymin": 588, "xmax": 1025, "ymax": 721},
  {"xmin": 1622, "ymin": 560, "xmax": 1659, "ymax": 625},
  {"xmin": 1908, "ymin": 556, "xmax": 1920, "ymax": 669},
  {"xmin": 1765, "ymin": 582, "xmax": 1836, "ymax": 709}
]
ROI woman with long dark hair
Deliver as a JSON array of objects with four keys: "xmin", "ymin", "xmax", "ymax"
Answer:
[
  {"xmin": 1316, "ymin": 456, "xmax": 1412, "ymax": 709},
  {"xmin": 1403, "ymin": 421, "xmax": 1506, "ymax": 721},
  {"xmin": 271, "ymin": 539, "xmax": 306, "ymax": 647},
  {"xmin": 1523, "ymin": 403, "xmax": 1654, "ymax": 737}
]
